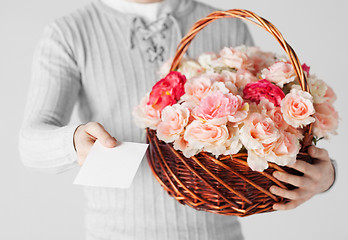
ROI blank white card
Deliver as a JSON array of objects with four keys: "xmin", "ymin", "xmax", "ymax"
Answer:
[{"xmin": 74, "ymin": 140, "xmax": 149, "ymax": 188}]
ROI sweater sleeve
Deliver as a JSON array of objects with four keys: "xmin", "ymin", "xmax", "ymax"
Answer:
[{"xmin": 18, "ymin": 23, "xmax": 82, "ymax": 174}]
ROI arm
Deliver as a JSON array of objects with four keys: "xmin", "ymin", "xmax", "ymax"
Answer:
[
  {"xmin": 19, "ymin": 23, "xmax": 118, "ymax": 173},
  {"xmin": 18, "ymin": 23, "xmax": 82, "ymax": 174}
]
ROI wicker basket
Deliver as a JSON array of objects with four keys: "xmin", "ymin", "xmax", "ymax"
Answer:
[{"xmin": 146, "ymin": 9, "xmax": 314, "ymax": 217}]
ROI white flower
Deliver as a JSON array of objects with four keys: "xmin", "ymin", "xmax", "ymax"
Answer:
[
  {"xmin": 177, "ymin": 59, "xmax": 204, "ymax": 79},
  {"xmin": 198, "ymin": 52, "xmax": 219, "ymax": 69},
  {"xmin": 247, "ymin": 150, "xmax": 269, "ymax": 172},
  {"xmin": 307, "ymin": 74, "xmax": 329, "ymax": 104}
]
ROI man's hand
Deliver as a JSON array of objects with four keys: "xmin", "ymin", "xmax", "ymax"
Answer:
[
  {"xmin": 73, "ymin": 122, "xmax": 117, "ymax": 165},
  {"xmin": 269, "ymin": 145, "xmax": 335, "ymax": 210}
]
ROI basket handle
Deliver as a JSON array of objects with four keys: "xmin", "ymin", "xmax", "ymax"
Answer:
[
  {"xmin": 170, "ymin": 9, "xmax": 309, "ymax": 93},
  {"xmin": 169, "ymin": 9, "xmax": 313, "ymax": 145}
]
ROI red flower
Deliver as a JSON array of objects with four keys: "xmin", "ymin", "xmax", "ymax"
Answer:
[
  {"xmin": 302, "ymin": 63, "xmax": 310, "ymax": 76},
  {"xmin": 148, "ymin": 71, "xmax": 186, "ymax": 110},
  {"xmin": 243, "ymin": 79, "xmax": 285, "ymax": 107}
]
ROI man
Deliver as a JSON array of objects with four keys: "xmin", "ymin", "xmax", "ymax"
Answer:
[{"xmin": 19, "ymin": 0, "xmax": 335, "ymax": 239}]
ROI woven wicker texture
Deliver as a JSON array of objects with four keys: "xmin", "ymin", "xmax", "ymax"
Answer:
[{"xmin": 146, "ymin": 9, "xmax": 313, "ymax": 217}]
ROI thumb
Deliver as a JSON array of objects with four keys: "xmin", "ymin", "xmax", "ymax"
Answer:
[{"xmin": 85, "ymin": 122, "xmax": 117, "ymax": 148}]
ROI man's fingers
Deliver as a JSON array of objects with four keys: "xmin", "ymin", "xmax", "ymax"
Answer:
[
  {"xmin": 288, "ymin": 160, "xmax": 314, "ymax": 175},
  {"xmin": 269, "ymin": 186, "xmax": 303, "ymax": 200},
  {"xmin": 273, "ymin": 199, "xmax": 307, "ymax": 211},
  {"xmin": 273, "ymin": 171, "xmax": 307, "ymax": 188},
  {"xmin": 85, "ymin": 122, "xmax": 117, "ymax": 147},
  {"xmin": 308, "ymin": 146, "xmax": 330, "ymax": 161}
]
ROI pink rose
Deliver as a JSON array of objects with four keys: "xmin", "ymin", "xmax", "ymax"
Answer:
[
  {"xmin": 148, "ymin": 71, "xmax": 186, "ymax": 110},
  {"xmin": 156, "ymin": 104, "xmax": 190, "ymax": 143},
  {"xmin": 313, "ymin": 102, "xmax": 339, "ymax": 139},
  {"xmin": 132, "ymin": 94, "xmax": 161, "ymax": 130},
  {"xmin": 243, "ymin": 79, "xmax": 285, "ymax": 107},
  {"xmin": 261, "ymin": 62, "xmax": 296, "ymax": 88},
  {"xmin": 281, "ymin": 88, "xmax": 315, "ymax": 128},
  {"xmin": 184, "ymin": 120, "xmax": 229, "ymax": 157},
  {"xmin": 219, "ymin": 47, "xmax": 252, "ymax": 70},
  {"xmin": 240, "ymin": 112, "xmax": 280, "ymax": 151},
  {"xmin": 193, "ymin": 91, "xmax": 248, "ymax": 125}
]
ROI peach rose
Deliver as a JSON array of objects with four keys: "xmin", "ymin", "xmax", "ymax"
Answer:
[
  {"xmin": 132, "ymin": 94, "xmax": 161, "ymax": 130},
  {"xmin": 261, "ymin": 61, "xmax": 296, "ymax": 88},
  {"xmin": 247, "ymin": 149, "xmax": 270, "ymax": 172},
  {"xmin": 182, "ymin": 75, "xmax": 212, "ymax": 105},
  {"xmin": 240, "ymin": 112, "xmax": 280, "ymax": 150},
  {"xmin": 281, "ymin": 88, "xmax": 315, "ymax": 128},
  {"xmin": 313, "ymin": 102, "xmax": 339, "ymax": 139},
  {"xmin": 173, "ymin": 135, "xmax": 200, "ymax": 158},
  {"xmin": 219, "ymin": 47, "xmax": 252, "ymax": 70},
  {"xmin": 245, "ymin": 46, "xmax": 276, "ymax": 75},
  {"xmin": 258, "ymin": 99, "xmax": 288, "ymax": 130},
  {"xmin": 235, "ymin": 69, "xmax": 258, "ymax": 89},
  {"xmin": 268, "ymin": 131, "xmax": 300, "ymax": 166},
  {"xmin": 210, "ymin": 71, "xmax": 238, "ymax": 94},
  {"xmin": 156, "ymin": 104, "xmax": 190, "ymax": 143},
  {"xmin": 184, "ymin": 120, "xmax": 229, "ymax": 157},
  {"xmin": 223, "ymin": 124, "xmax": 242, "ymax": 155},
  {"xmin": 247, "ymin": 131, "xmax": 300, "ymax": 171}
]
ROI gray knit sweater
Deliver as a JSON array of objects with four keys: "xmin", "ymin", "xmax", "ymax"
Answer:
[{"xmin": 19, "ymin": 0, "xmax": 254, "ymax": 239}]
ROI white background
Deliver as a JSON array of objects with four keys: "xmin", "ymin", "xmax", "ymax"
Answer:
[{"xmin": 1, "ymin": 0, "xmax": 347, "ymax": 239}]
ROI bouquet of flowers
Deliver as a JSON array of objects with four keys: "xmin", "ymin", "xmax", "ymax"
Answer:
[
  {"xmin": 133, "ymin": 45, "xmax": 339, "ymax": 172},
  {"xmin": 131, "ymin": 9, "xmax": 339, "ymax": 216}
]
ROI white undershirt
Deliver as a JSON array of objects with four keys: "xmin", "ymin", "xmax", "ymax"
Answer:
[{"xmin": 101, "ymin": 0, "xmax": 167, "ymax": 23}]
